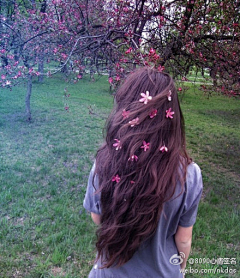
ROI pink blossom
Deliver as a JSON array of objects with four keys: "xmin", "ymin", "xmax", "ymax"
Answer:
[
  {"xmin": 160, "ymin": 16, "xmax": 164, "ymax": 22},
  {"xmin": 61, "ymin": 53, "xmax": 67, "ymax": 59},
  {"xmin": 149, "ymin": 48, "xmax": 155, "ymax": 54},
  {"xmin": 64, "ymin": 106, "xmax": 69, "ymax": 111},
  {"xmin": 166, "ymin": 108, "xmax": 175, "ymax": 119},
  {"xmin": 122, "ymin": 109, "xmax": 130, "ymax": 119},
  {"xmin": 160, "ymin": 145, "xmax": 168, "ymax": 152},
  {"xmin": 139, "ymin": 91, "xmax": 152, "ymax": 104},
  {"xmin": 1, "ymin": 75, "xmax": 6, "ymax": 80},
  {"xmin": 77, "ymin": 74, "xmax": 82, "ymax": 79},
  {"xmin": 129, "ymin": 117, "xmax": 139, "ymax": 127},
  {"xmin": 158, "ymin": 65, "xmax": 165, "ymax": 72},
  {"xmin": 178, "ymin": 87, "xmax": 182, "ymax": 91},
  {"xmin": 130, "ymin": 180, "xmax": 135, "ymax": 184},
  {"xmin": 115, "ymin": 75, "xmax": 120, "ymax": 81},
  {"xmin": 125, "ymin": 47, "xmax": 132, "ymax": 54},
  {"xmin": 113, "ymin": 139, "xmax": 121, "ymax": 150},
  {"xmin": 128, "ymin": 154, "xmax": 138, "ymax": 162},
  {"xmin": 108, "ymin": 77, "xmax": 113, "ymax": 84},
  {"xmin": 141, "ymin": 141, "xmax": 150, "ymax": 151},
  {"xmin": 112, "ymin": 175, "xmax": 120, "ymax": 183},
  {"xmin": 149, "ymin": 109, "xmax": 157, "ymax": 118}
]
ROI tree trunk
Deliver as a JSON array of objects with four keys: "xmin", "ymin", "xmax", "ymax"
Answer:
[{"xmin": 25, "ymin": 74, "xmax": 32, "ymax": 121}]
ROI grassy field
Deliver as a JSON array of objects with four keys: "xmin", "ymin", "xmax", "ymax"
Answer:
[{"xmin": 0, "ymin": 74, "xmax": 239, "ymax": 277}]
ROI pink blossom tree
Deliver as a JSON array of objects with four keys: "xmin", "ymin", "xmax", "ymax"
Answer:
[
  {"xmin": 1, "ymin": 0, "xmax": 239, "ymax": 122},
  {"xmin": 87, "ymin": 0, "xmax": 239, "ymax": 96},
  {"xmin": 0, "ymin": 0, "xmax": 59, "ymax": 120},
  {"xmin": 0, "ymin": 0, "xmax": 96, "ymax": 120}
]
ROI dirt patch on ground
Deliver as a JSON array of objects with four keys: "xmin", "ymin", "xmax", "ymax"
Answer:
[{"xmin": 51, "ymin": 266, "xmax": 66, "ymax": 277}]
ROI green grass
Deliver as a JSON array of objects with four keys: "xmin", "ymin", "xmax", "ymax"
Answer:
[
  {"xmin": 0, "ymin": 74, "xmax": 111, "ymax": 278},
  {"xmin": 0, "ymin": 74, "xmax": 239, "ymax": 277},
  {"xmin": 180, "ymin": 86, "xmax": 240, "ymax": 277}
]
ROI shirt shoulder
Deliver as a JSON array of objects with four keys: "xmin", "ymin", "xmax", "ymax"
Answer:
[{"xmin": 178, "ymin": 162, "xmax": 203, "ymax": 227}]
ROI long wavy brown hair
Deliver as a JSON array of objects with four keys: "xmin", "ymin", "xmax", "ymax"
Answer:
[{"xmin": 94, "ymin": 67, "xmax": 191, "ymax": 268}]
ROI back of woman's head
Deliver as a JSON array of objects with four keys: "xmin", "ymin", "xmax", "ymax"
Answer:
[{"xmin": 95, "ymin": 67, "xmax": 190, "ymax": 268}]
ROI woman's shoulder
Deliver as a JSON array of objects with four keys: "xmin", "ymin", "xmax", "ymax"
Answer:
[
  {"xmin": 186, "ymin": 162, "xmax": 202, "ymax": 178},
  {"xmin": 185, "ymin": 161, "xmax": 203, "ymax": 199}
]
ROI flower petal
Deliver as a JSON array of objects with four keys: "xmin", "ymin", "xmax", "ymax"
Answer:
[{"xmin": 139, "ymin": 91, "xmax": 152, "ymax": 104}]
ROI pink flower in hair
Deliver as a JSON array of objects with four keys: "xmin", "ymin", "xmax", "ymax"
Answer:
[
  {"xmin": 141, "ymin": 141, "xmax": 150, "ymax": 151},
  {"xmin": 129, "ymin": 117, "xmax": 139, "ymax": 127},
  {"xmin": 128, "ymin": 154, "xmax": 138, "ymax": 162},
  {"xmin": 112, "ymin": 175, "xmax": 120, "ymax": 183},
  {"xmin": 160, "ymin": 145, "xmax": 168, "ymax": 152},
  {"xmin": 113, "ymin": 139, "xmax": 121, "ymax": 150},
  {"xmin": 166, "ymin": 108, "xmax": 175, "ymax": 119},
  {"xmin": 149, "ymin": 109, "xmax": 157, "ymax": 118},
  {"xmin": 130, "ymin": 180, "xmax": 135, "ymax": 184},
  {"xmin": 139, "ymin": 91, "xmax": 152, "ymax": 104},
  {"xmin": 122, "ymin": 109, "xmax": 130, "ymax": 119}
]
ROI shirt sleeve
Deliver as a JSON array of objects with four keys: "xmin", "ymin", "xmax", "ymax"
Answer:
[
  {"xmin": 83, "ymin": 163, "xmax": 101, "ymax": 215},
  {"xmin": 179, "ymin": 162, "xmax": 203, "ymax": 227}
]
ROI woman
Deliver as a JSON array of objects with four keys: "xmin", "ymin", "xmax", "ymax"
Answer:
[{"xmin": 84, "ymin": 67, "xmax": 203, "ymax": 277}]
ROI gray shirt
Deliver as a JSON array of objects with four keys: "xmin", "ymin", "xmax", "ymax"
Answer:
[{"xmin": 83, "ymin": 162, "xmax": 203, "ymax": 278}]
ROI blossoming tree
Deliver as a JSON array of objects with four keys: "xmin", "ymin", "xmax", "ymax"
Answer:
[
  {"xmin": 0, "ymin": 0, "xmax": 239, "ymax": 121},
  {"xmin": 0, "ymin": 0, "xmax": 59, "ymax": 120},
  {"xmin": 51, "ymin": 0, "xmax": 240, "ymax": 96}
]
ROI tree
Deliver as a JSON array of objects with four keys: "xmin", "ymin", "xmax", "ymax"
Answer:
[
  {"xmin": 93, "ymin": 0, "xmax": 239, "ymax": 96},
  {"xmin": 0, "ymin": 0, "xmax": 55, "ymax": 120},
  {"xmin": 1, "ymin": 0, "xmax": 239, "ymax": 122},
  {"xmin": 54, "ymin": 0, "xmax": 240, "ymax": 95},
  {"xmin": 0, "ymin": 0, "xmax": 89, "ymax": 120}
]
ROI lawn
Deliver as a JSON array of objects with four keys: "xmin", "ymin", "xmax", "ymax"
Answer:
[{"xmin": 0, "ymin": 74, "xmax": 239, "ymax": 277}]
